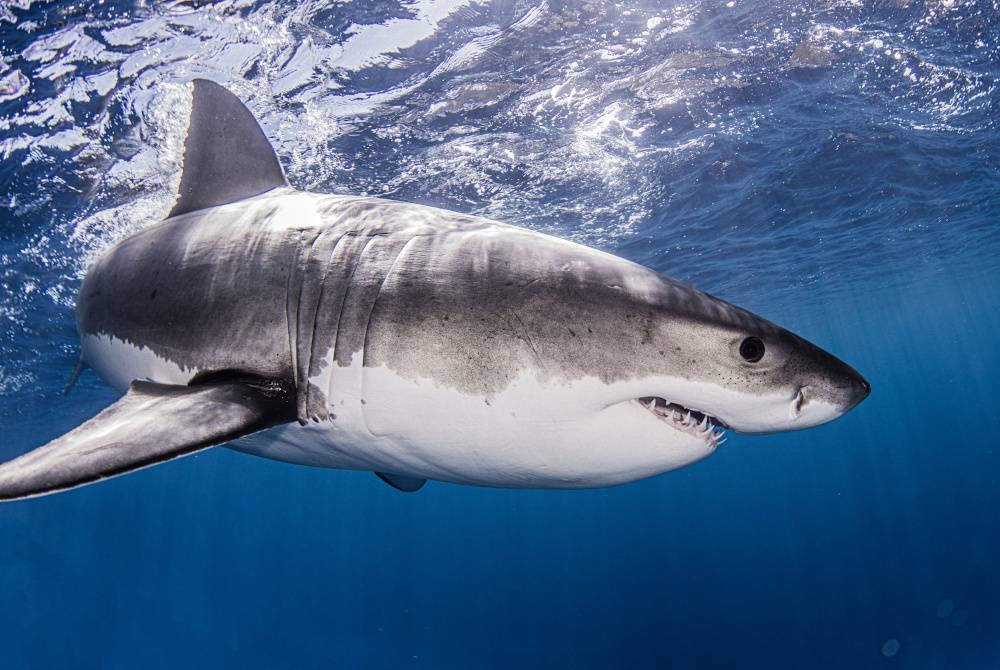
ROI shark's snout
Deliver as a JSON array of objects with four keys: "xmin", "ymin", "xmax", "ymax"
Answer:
[
  {"xmin": 791, "ymin": 363, "xmax": 870, "ymax": 429},
  {"xmin": 843, "ymin": 372, "xmax": 872, "ymax": 411},
  {"xmin": 856, "ymin": 374, "xmax": 872, "ymax": 402},
  {"xmin": 820, "ymin": 349, "xmax": 871, "ymax": 409}
]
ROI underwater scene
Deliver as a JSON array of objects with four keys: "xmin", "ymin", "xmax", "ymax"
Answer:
[{"xmin": 1, "ymin": 0, "xmax": 999, "ymax": 667}]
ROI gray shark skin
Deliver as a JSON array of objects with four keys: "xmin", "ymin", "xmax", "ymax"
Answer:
[{"xmin": 0, "ymin": 79, "xmax": 869, "ymax": 501}]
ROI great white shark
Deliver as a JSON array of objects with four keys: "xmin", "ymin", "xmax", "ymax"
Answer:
[{"xmin": 0, "ymin": 79, "xmax": 869, "ymax": 500}]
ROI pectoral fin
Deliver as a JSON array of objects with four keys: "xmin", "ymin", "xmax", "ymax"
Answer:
[
  {"xmin": 375, "ymin": 472, "xmax": 427, "ymax": 492},
  {"xmin": 0, "ymin": 377, "xmax": 295, "ymax": 502}
]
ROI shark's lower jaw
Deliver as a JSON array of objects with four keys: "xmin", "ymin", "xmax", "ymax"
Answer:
[{"xmin": 637, "ymin": 396, "xmax": 727, "ymax": 448}]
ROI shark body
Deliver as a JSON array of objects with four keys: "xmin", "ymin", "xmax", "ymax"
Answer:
[{"xmin": 0, "ymin": 80, "xmax": 869, "ymax": 500}]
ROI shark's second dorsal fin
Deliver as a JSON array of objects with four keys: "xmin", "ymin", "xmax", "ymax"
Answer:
[{"xmin": 168, "ymin": 79, "xmax": 289, "ymax": 218}]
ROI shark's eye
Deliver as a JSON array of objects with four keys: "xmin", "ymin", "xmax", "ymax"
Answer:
[{"xmin": 739, "ymin": 337, "xmax": 765, "ymax": 362}]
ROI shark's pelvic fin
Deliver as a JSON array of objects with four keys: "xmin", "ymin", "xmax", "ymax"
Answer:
[
  {"xmin": 168, "ymin": 78, "xmax": 289, "ymax": 218},
  {"xmin": 0, "ymin": 377, "xmax": 296, "ymax": 502},
  {"xmin": 375, "ymin": 472, "xmax": 427, "ymax": 493}
]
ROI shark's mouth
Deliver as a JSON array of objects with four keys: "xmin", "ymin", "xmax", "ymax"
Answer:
[{"xmin": 637, "ymin": 396, "xmax": 727, "ymax": 447}]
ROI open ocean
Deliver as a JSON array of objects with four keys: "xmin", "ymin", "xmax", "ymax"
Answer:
[{"xmin": 2, "ymin": 0, "xmax": 999, "ymax": 667}]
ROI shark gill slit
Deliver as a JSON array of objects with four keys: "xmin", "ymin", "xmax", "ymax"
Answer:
[
  {"xmin": 311, "ymin": 232, "xmax": 368, "ymax": 413},
  {"xmin": 284, "ymin": 230, "xmax": 304, "ymax": 394},
  {"xmin": 301, "ymin": 229, "xmax": 347, "ymax": 421},
  {"xmin": 327, "ymin": 233, "xmax": 379, "ymax": 413},
  {"xmin": 359, "ymin": 233, "xmax": 423, "ymax": 435},
  {"xmin": 293, "ymin": 228, "xmax": 325, "ymax": 422},
  {"xmin": 333, "ymin": 234, "xmax": 407, "ymax": 435}
]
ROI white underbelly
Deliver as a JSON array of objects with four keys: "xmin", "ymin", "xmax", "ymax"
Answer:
[{"xmin": 231, "ymin": 352, "xmax": 713, "ymax": 488}]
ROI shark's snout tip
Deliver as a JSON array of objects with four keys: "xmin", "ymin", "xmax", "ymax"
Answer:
[
  {"xmin": 844, "ymin": 371, "xmax": 871, "ymax": 412},
  {"xmin": 859, "ymin": 375, "xmax": 871, "ymax": 397}
]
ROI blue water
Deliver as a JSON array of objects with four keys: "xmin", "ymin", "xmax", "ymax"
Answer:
[{"xmin": 2, "ymin": 0, "xmax": 1000, "ymax": 667}]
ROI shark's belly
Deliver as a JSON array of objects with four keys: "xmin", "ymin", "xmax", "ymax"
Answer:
[{"xmin": 228, "ymin": 352, "xmax": 715, "ymax": 489}]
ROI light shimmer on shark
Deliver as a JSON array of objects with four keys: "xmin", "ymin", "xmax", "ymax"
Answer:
[{"xmin": 0, "ymin": 79, "xmax": 870, "ymax": 500}]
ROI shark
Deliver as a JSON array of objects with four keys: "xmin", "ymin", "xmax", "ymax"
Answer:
[{"xmin": 0, "ymin": 79, "xmax": 869, "ymax": 500}]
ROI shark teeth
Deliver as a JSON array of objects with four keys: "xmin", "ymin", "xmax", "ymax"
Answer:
[{"xmin": 637, "ymin": 396, "xmax": 727, "ymax": 448}]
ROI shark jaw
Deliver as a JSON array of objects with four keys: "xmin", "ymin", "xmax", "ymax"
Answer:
[{"xmin": 635, "ymin": 396, "xmax": 728, "ymax": 450}]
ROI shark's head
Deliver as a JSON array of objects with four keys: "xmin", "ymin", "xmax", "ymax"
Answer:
[
  {"xmin": 496, "ymin": 268, "xmax": 875, "ymax": 484},
  {"xmin": 610, "ymin": 281, "xmax": 870, "ymax": 434},
  {"xmin": 541, "ymin": 261, "xmax": 872, "ymax": 480}
]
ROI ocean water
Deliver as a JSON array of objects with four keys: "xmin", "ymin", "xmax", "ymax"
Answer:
[{"xmin": 1, "ymin": 0, "xmax": 999, "ymax": 667}]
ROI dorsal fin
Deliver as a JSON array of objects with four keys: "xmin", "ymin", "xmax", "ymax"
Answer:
[{"xmin": 168, "ymin": 79, "xmax": 289, "ymax": 218}]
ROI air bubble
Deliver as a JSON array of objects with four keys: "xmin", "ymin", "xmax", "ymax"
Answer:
[{"xmin": 881, "ymin": 639, "xmax": 900, "ymax": 657}]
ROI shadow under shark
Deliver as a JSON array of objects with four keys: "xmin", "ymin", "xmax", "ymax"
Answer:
[{"xmin": 0, "ymin": 80, "xmax": 870, "ymax": 500}]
